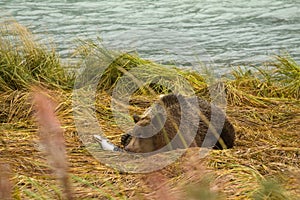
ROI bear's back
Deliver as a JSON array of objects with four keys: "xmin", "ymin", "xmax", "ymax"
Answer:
[{"xmin": 154, "ymin": 94, "xmax": 235, "ymax": 150}]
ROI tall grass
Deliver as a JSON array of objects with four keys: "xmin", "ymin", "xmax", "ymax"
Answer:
[
  {"xmin": 31, "ymin": 87, "xmax": 72, "ymax": 199},
  {"xmin": 0, "ymin": 20, "xmax": 74, "ymax": 92},
  {"xmin": 226, "ymin": 55, "xmax": 300, "ymax": 107},
  {"xmin": 0, "ymin": 20, "xmax": 74, "ymax": 123},
  {"xmin": 73, "ymin": 38, "xmax": 207, "ymax": 96}
]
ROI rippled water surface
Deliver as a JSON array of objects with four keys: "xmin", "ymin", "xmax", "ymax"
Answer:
[{"xmin": 1, "ymin": 0, "xmax": 299, "ymax": 69}]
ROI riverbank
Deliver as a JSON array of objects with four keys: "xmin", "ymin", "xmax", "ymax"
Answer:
[{"xmin": 1, "ymin": 22, "xmax": 299, "ymax": 199}]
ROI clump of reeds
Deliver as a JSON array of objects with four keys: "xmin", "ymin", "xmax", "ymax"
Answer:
[
  {"xmin": 226, "ymin": 54, "xmax": 300, "ymax": 106},
  {"xmin": 0, "ymin": 20, "xmax": 75, "ymax": 124},
  {"xmin": 74, "ymin": 39, "xmax": 207, "ymax": 95},
  {"xmin": 0, "ymin": 20, "xmax": 74, "ymax": 92},
  {"xmin": 269, "ymin": 55, "xmax": 300, "ymax": 98}
]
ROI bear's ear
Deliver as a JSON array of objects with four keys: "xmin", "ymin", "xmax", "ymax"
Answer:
[{"xmin": 133, "ymin": 114, "xmax": 141, "ymax": 123}]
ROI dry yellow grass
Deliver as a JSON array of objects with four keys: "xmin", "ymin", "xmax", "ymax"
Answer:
[{"xmin": 0, "ymin": 21, "xmax": 299, "ymax": 199}]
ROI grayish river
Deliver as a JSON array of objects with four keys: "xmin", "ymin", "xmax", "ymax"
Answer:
[{"xmin": 1, "ymin": 0, "xmax": 299, "ymax": 70}]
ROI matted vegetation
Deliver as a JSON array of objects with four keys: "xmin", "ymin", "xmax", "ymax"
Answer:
[{"xmin": 0, "ymin": 21, "xmax": 299, "ymax": 199}]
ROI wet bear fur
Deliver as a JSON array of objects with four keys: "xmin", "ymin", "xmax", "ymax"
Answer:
[{"xmin": 121, "ymin": 94, "xmax": 235, "ymax": 153}]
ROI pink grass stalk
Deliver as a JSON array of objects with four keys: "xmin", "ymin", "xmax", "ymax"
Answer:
[
  {"xmin": 0, "ymin": 164, "xmax": 12, "ymax": 200},
  {"xmin": 31, "ymin": 88, "xmax": 72, "ymax": 200},
  {"xmin": 141, "ymin": 150, "xmax": 216, "ymax": 200},
  {"xmin": 143, "ymin": 171, "xmax": 182, "ymax": 200},
  {"xmin": 181, "ymin": 150, "xmax": 207, "ymax": 182}
]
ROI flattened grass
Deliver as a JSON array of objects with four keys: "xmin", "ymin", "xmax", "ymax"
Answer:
[{"xmin": 0, "ymin": 21, "xmax": 299, "ymax": 199}]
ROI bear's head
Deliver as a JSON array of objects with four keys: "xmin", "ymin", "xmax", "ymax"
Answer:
[{"xmin": 124, "ymin": 113, "xmax": 166, "ymax": 153}]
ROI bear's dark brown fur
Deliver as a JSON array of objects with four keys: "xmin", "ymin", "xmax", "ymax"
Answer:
[{"xmin": 122, "ymin": 94, "xmax": 235, "ymax": 153}]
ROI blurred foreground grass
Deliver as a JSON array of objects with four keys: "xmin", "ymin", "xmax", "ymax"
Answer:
[{"xmin": 0, "ymin": 21, "xmax": 299, "ymax": 199}]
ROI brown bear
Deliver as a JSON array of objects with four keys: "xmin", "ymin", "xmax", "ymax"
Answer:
[{"xmin": 121, "ymin": 94, "xmax": 235, "ymax": 153}]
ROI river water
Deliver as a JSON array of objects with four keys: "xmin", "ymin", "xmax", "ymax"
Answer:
[{"xmin": 1, "ymin": 0, "xmax": 299, "ymax": 70}]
